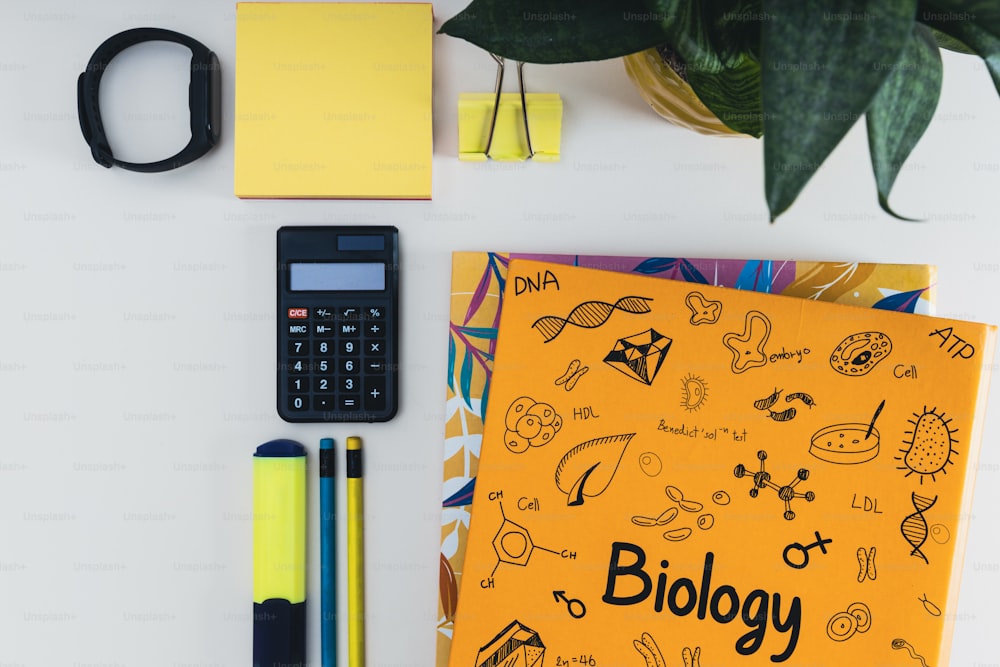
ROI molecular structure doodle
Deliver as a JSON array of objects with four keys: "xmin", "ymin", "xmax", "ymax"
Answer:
[
  {"xmin": 490, "ymin": 501, "xmax": 562, "ymax": 578},
  {"xmin": 734, "ymin": 450, "xmax": 815, "ymax": 520}
]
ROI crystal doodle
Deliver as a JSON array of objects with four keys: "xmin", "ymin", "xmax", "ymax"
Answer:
[{"xmin": 603, "ymin": 328, "xmax": 672, "ymax": 385}]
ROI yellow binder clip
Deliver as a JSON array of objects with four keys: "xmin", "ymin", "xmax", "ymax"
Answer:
[{"xmin": 458, "ymin": 55, "xmax": 562, "ymax": 162}]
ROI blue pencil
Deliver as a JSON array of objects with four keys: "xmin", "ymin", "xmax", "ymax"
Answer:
[{"xmin": 320, "ymin": 438, "xmax": 337, "ymax": 667}]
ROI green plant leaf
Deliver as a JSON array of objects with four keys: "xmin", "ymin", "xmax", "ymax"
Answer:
[
  {"xmin": 866, "ymin": 24, "xmax": 943, "ymax": 219},
  {"xmin": 439, "ymin": 0, "xmax": 669, "ymax": 63},
  {"xmin": 923, "ymin": 14, "xmax": 1000, "ymax": 96},
  {"xmin": 762, "ymin": 0, "xmax": 918, "ymax": 221},
  {"xmin": 687, "ymin": 54, "xmax": 764, "ymax": 136},
  {"xmin": 641, "ymin": 1, "xmax": 765, "ymax": 136},
  {"xmin": 645, "ymin": 1, "xmax": 724, "ymax": 72},
  {"xmin": 929, "ymin": 27, "xmax": 976, "ymax": 53},
  {"xmin": 918, "ymin": 1, "xmax": 1000, "ymax": 39}
]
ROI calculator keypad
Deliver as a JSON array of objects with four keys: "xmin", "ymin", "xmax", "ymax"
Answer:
[{"xmin": 283, "ymin": 306, "xmax": 389, "ymax": 418}]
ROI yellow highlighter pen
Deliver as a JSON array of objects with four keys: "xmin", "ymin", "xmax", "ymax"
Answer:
[{"xmin": 253, "ymin": 439, "xmax": 307, "ymax": 667}]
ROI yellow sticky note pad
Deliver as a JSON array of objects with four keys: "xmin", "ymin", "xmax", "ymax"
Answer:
[
  {"xmin": 235, "ymin": 3, "xmax": 433, "ymax": 199},
  {"xmin": 458, "ymin": 93, "xmax": 562, "ymax": 161},
  {"xmin": 447, "ymin": 259, "xmax": 996, "ymax": 667}
]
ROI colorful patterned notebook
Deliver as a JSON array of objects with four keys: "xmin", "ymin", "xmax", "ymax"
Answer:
[
  {"xmin": 446, "ymin": 259, "xmax": 992, "ymax": 667},
  {"xmin": 439, "ymin": 252, "xmax": 938, "ymax": 666}
]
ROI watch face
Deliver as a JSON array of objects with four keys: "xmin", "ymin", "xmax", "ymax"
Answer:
[{"xmin": 209, "ymin": 52, "xmax": 221, "ymax": 144}]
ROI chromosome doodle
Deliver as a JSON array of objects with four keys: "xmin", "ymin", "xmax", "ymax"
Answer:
[
  {"xmin": 891, "ymin": 638, "xmax": 929, "ymax": 667},
  {"xmin": 734, "ymin": 450, "xmax": 815, "ymax": 520},
  {"xmin": 632, "ymin": 631, "xmax": 703, "ymax": 667},
  {"xmin": 856, "ymin": 546, "xmax": 877, "ymax": 582},
  {"xmin": 897, "ymin": 406, "xmax": 958, "ymax": 484},
  {"xmin": 554, "ymin": 359, "xmax": 589, "ymax": 391},
  {"xmin": 532, "ymin": 295, "xmax": 654, "ymax": 342},
  {"xmin": 900, "ymin": 492, "xmax": 938, "ymax": 564}
]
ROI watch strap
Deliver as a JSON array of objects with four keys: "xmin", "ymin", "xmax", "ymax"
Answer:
[{"xmin": 77, "ymin": 27, "xmax": 217, "ymax": 172}]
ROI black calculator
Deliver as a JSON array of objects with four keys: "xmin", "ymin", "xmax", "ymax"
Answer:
[{"xmin": 276, "ymin": 226, "xmax": 399, "ymax": 422}]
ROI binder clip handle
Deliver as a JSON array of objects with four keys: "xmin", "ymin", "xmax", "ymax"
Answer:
[{"xmin": 484, "ymin": 54, "xmax": 535, "ymax": 160}]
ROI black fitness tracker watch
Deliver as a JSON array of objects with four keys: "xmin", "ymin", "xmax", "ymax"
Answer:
[{"xmin": 77, "ymin": 27, "xmax": 221, "ymax": 172}]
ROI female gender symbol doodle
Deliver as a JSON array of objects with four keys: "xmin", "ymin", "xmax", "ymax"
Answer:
[{"xmin": 782, "ymin": 531, "xmax": 833, "ymax": 569}]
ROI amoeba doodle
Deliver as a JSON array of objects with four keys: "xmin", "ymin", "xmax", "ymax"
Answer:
[{"xmin": 532, "ymin": 296, "xmax": 653, "ymax": 342}]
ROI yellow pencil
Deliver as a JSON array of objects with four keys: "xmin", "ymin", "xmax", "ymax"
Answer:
[{"xmin": 346, "ymin": 436, "xmax": 365, "ymax": 667}]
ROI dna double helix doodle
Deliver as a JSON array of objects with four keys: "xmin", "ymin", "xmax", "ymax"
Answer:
[
  {"xmin": 532, "ymin": 296, "xmax": 654, "ymax": 342},
  {"xmin": 900, "ymin": 492, "xmax": 938, "ymax": 564}
]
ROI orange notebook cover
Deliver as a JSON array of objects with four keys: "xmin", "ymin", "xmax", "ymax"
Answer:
[
  {"xmin": 447, "ymin": 259, "xmax": 994, "ymax": 667},
  {"xmin": 234, "ymin": 2, "xmax": 433, "ymax": 199}
]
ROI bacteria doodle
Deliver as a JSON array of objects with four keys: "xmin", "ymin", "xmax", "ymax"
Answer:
[
  {"xmin": 891, "ymin": 638, "xmax": 929, "ymax": 667},
  {"xmin": 897, "ymin": 406, "xmax": 958, "ymax": 484},
  {"xmin": 680, "ymin": 373, "xmax": 709, "ymax": 412},
  {"xmin": 918, "ymin": 593, "xmax": 942, "ymax": 617}
]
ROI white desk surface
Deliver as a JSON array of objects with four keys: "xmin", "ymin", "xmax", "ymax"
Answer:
[{"xmin": 2, "ymin": 1, "xmax": 999, "ymax": 665}]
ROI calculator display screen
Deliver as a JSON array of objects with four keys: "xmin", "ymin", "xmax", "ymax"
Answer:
[{"xmin": 289, "ymin": 262, "xmax": 385, "ymax": 291}]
